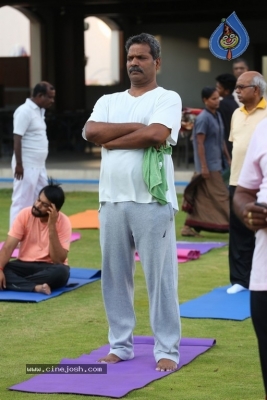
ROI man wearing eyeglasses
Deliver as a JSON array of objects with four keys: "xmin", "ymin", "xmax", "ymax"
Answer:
[
  {"xmin": 227, "ymin": 71, "xmax": 267, "ymax": 294},
  {"xmin": 9, "ymin": 81, "xmax": 56, "ymax": 228}
]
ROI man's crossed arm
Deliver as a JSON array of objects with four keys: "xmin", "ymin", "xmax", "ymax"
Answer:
[{"xmin": 84, "ymin": 121, "xmax": 171, "ymax": 150}]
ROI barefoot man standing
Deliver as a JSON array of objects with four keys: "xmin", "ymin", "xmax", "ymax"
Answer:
[{"xmin": 83, "ymin": 33, "xmax": 181, "ymax": 371}]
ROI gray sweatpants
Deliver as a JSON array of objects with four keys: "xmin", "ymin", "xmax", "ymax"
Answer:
[{"xmin": 99, "ymin": 201, "xmax": 181, "ymax": 363}]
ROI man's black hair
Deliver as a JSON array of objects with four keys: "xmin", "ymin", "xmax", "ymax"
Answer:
[
  {"xmin": 32, "ymin": 82, "xmax": 55, "ymax": 97},
  {"xmin": 39, "ymin": 177, "xmax": 65, "ymax": 211},
  {"xmin": 232, "ymin": 58, "xmax": 249, "ymax": 68},
  {"xmin": 125, "ymin": 33, "xmax": 161, "ymax": 60},
  {"xmin": 216, "ymin": 73, "xmax": 237, "ymax": 93}
]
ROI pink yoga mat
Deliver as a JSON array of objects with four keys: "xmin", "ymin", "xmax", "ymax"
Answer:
[
  {"xmin": 70, "ymin": 232, "xmax": 81, "ymax": 242},
  {"xmin": 177, "ymin": 249, "xmax": 200, "ymax": 263},
  {"xmin": 135, "ymin": 248, "xmax": 200, "ymax": 263},
  {"xmin": 0, "ymin": 232, "xmax": 81, "ymax": 259},
  {"xmin": 0, "ymin": 242, "xmax": 19, "ymax": 258}
]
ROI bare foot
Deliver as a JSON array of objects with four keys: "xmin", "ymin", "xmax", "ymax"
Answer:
[
  {"xmin": 156, "ymin": 358, "xmax": 177, "ymax": 372},
  {"xmin": 98, "ymin": 354, "xmax": 122, "ymax": 363},
  {"xmin": 34, "ymin": 283, "xmax": 51, "ymax": 295}
]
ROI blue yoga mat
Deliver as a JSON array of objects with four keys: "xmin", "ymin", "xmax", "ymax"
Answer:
[
  {"xmin": 180, "ymin": 285, "xmax": 250, "ymax": 321},
  {"xmin": 0, "ymin": 267, "xmax": 101, "ymax": 303}
]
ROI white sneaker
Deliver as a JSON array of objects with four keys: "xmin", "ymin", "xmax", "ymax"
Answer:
[{"xmin": 226, "ymin": 284, "xmax": 247, "ymax": 294}]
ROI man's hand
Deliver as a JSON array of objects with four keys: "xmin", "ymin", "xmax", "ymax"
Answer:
[
  {"xmin": 47, "ymin": 203, "xmax": 59, "ymax": 226},
  {"xmin": 13, "ymin": 134, "xmax": 23, "ymax": 179},
  {"xmin": 242, "ymin": 202, "xmax": 267, "ymax": 231},
  {"xmin": 14, "ymin": 163, "xmax": 23, "ymax": 180},
  {"xmin": 154, "ymin": 141, "xmax": 166, "ymax": 151},
  {"xmin": 47, "ymin": 204, "xmax": 69, "ymax": 264},
  {"xmin": 0, "ymin": 270, "xmax": 6, "ymax": 290},
  {"xmin": 201, "ymin": 166, "xmax": 210, "ymax": 179}
]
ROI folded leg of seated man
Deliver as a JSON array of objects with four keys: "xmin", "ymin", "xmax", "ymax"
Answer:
[{"xmin": 4, "ymin": 260, "xmax": 70, "ymax": 292}]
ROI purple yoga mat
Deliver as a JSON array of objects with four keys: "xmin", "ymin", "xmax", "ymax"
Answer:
[
  {"xmin": 10, "ymin": 336, "xmax": 216, "ymax": 398},
  {"xmin": 176, "ymin": 241, "xmax": 227, "ymax": 255}
]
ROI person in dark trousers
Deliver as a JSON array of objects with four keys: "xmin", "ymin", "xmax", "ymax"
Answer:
[
  {"xmin": 233, "ymin": 118, "xmax": 267, "ymax": 399},
  {"xmin": 227, "ymin": 71, "xmax": 267, "ymax": 294},
  {"xmin": 216, "ymin": 73, "xmax": 239, "ymax": 158},
  {"xmin": 0, "ymin": 179, "xmax": 71, "ymax": 295}
]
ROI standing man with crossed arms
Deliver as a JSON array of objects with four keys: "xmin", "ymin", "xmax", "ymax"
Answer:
[{"xmin": 83, "ymin": 33, "xmax": 181, "ymax": 372}]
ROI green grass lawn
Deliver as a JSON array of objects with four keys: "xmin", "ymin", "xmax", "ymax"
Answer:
[{"xmin": 0, "ymin": 189, "xmax": 264, "ymax": 400}]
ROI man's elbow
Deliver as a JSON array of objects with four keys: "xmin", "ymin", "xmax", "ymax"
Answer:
[
  {"xmin": 84, "ymin": 121, "xmax": 98, "ymax": 143},
  {"xmin": 53, "ymin": 256, "xmax": 67, "ymax": 265},
  {"xmin": 150, "ymin": 132, "xmax": 169, "ymax": 146},
  {"xmin": 148, "ymin": 124, "xmax": 170, "ymax": 146},
  {"xmin": 51, "ymin": 250, "xmax": 68, "ymax": 265}
]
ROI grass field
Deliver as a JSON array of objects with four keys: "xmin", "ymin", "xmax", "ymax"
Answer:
[{"xmin": 0, "ymin": 189, "xmax": 264, "ymax": 400}]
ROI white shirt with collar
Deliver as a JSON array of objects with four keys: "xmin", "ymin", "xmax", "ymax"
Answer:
[{"xmin": 12, "ymin": 98, "xmax": 48, "ymax": 167}]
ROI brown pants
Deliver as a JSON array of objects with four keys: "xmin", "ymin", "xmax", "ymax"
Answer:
[{"xmin": 184, "ymin": 171, "xmax": 229, "ymax": 233}]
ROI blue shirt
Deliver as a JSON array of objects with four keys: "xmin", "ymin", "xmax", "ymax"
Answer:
[{"xmin": 192, "ymin": 109, "xmax": 225, "ymax": 172}]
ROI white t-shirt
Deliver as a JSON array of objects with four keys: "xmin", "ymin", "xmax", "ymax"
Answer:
[
  {"xmin": 238, "ymin": 118, "xmax": 267, "ymax": 290},
  {"xmin": 83, "ymin": 87, "xmax": 181, "ymax": 210},
  {"xmin": 12, "ymin": 98, "xmax": 48, "ymax": 167}
]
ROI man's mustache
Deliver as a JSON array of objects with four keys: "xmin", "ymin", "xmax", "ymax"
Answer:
[
  {"xmin": 129, "ymin": 66, "xmax": 143, "ymax": 73},
  {"xmin": 32, "ymin": 206, "xmax": 41, "ymax": 214}
]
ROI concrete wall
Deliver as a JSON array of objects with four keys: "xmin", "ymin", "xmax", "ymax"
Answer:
[
  {"xmin": 85, "ymin": 19, "xmax": 255, "ymax": 109},
  {"xmin": 0, "ymin": 7, "xmax": 260, "ymax": 112},
  {"xmin": 146, "ymin": 22, "xmax": 254, "ymax": 108}
]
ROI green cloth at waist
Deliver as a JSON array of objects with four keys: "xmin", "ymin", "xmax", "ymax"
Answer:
[{"xmin": 142, "ymin": 145, "xmax": 172, "ymax": 205}]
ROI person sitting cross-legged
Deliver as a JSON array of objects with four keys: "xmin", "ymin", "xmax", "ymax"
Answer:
[{"xmin": 0, "ymin": 178, "xmax": 71, "ymax": 295}]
